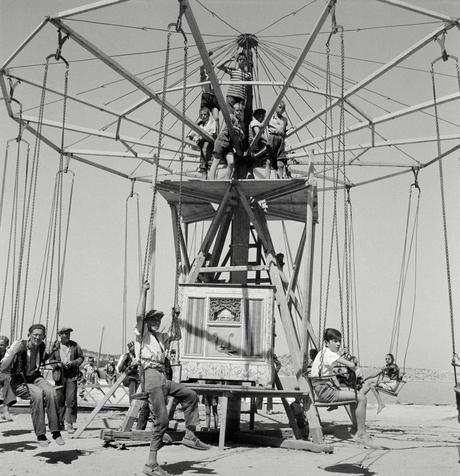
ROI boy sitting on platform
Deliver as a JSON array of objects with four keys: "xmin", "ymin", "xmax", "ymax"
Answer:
[{"xmin": 187, "ymin": 107, "xmax": 217, "ymax": 180}]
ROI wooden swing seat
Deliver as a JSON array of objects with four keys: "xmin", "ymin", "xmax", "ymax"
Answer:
[
  {"xmin": 308, "ymin": 375, "xmax": 358, "ymax": 408},
  {"xmin": 375, "ymin": 377, "xmax": 406, "ymax": 398}
]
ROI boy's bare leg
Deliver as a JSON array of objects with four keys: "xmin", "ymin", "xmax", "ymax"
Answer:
[
  {"xmin": 265, "ymin": 159, "xmax": 271, "ymax": 179},
  {"xmin": 209, "ymin": 157, "xmax": 220, "ymax": 180},
  {"xmin": 225, "ymin": 153, "xmax": 234, "ymax": 180},
  {"xmin": 371, "ymin": 385, "xmax": 385, "ymax": 414}
]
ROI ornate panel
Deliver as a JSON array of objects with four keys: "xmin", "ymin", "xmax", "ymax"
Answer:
[{"xmin": 180, "ymin": 285, "xmax": 274, "ymax": 386}]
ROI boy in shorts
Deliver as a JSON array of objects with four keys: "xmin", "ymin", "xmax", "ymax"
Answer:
[
  {"xmin": 188, "ymin": 107, "xmax": 217, "ymax": 179},
  {"xmin": 209, "ymin": 102, "xmax": 245, "ymax": 180},
  {"xmin": 310, "ymin": 328, "xmax": 378, "ymax": 448}
]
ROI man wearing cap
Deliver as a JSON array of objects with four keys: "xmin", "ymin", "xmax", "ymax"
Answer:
[
  {"xmin": 0, "ymin": 324, "xmax": 64, "ymax": 446},
  {"xmin": 136, "ymin": 282, "xmax": 210, "ymax": 476},
  {"xmin": 49, "ymin": 327, "xmax": 84, "ymax": 434}
]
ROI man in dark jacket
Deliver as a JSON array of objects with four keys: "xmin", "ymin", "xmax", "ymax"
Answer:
[
  {"xmin": 0, "ymin": 324, "xmax": 64, "ymax": 447},
  {"xmin": 49, "ymin": 327, "xmax": 84, "ymax": 434}
]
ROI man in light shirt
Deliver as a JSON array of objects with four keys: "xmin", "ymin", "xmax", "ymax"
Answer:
[{"xmin": 136, "ymin": 282, "xmax": 210, "ymax": 476}]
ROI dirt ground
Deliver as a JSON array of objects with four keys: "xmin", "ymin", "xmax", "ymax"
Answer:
[{"xmin": 1, "ymin": 402, "xmax": 459, "ymax": 476}]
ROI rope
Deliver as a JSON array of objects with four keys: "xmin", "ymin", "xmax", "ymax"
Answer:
[
  {"xmin": 170, "ymin": 21, "xmax": 189, "ymax": 344},
  {"xmin": 389, "ymin": 176, "xmax": 421, "ymax": 366},
  {"xmin": 122, "ymin": 181, "xmax": 142, "ymax": 352},
  {"xmin": 431, "ymin": 55, "xmax": 458, "ymax": 382}
]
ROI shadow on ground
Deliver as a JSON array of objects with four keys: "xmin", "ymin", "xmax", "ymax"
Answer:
[
  {"xmin": 0, "ymin": 440, "xmax": 38, "ymax": 452},
  {"xmin": 2, "ymin": 429, "xmax": 33, "ymax": 437},
  {"xmin": 322, "ymin": 463, "xmax": 377, "ymax": 475},
  {"xmin": 34, "ymin": 449, "xmax": 93, "ymax": 464},
  {"xmin": 163, "ymin": 460, "xmax": 217, "ymax": 475}
]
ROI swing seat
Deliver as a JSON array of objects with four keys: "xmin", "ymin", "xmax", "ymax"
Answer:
[
  {"xmin": 375, "ymin": 376, "xmax": 406, "ymax": 398},
  {"xmin": 308, "ymin": 375, "xmax": 358, "ymax": 407}
]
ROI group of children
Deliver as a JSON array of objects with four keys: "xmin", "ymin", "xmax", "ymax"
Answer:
[{"xmin": 188, "ymin": 51, "xmax": 290, "ymax": 180}]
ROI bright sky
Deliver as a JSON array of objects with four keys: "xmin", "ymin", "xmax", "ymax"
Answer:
[{"xmin": 0, "ymin": 0, "xmax": 459, "ymax": 374}]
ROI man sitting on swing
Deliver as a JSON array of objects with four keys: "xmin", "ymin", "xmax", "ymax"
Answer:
[{"xmin": 135, "ymin": 282, "xmax": 210, "ymax": 476}]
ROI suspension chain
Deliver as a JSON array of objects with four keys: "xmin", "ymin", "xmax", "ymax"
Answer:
[{"xmin": 431, "ymin": 54, "xmax": 458, "ymax": 376}]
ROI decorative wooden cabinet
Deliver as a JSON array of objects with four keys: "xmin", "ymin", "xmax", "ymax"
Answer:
[{"xmin": 180, "ymin": 284, "xmax": 275, "ymax": 386}]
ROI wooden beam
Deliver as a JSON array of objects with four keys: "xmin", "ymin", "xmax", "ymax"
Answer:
[
  {"xmin": 54, "ymin": 0, "xmax": 130, "ymax": 19},
  {"xmin": 288, "ymin": 23, "xmax": 458, "ymax": 137},
  {"xmin": 49, "ymin": 18, "xmax": 213, "ymax": 143},
  {"xmin": 1, "ymin": 18, "xmax": 49, "ymax": 70},
  {"xmin": 187, "ymin": 184, "xmax": 234, "ymax": 283},
  {"xmin": 235, "ymin": 189, "xmax": 302, "ymax": 367},
  {"xmin": 376, "ymin": 0, "xmax": 460, "ymax": 23}
]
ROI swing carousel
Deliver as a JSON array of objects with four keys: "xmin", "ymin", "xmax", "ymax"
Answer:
[{"xmin": 0, "ymin": 0, "xmax": 459, "ymax": 448}]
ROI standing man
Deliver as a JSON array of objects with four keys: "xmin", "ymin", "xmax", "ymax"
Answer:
[
  {"xmin": 136, "ymin": 282, "xmax": 210, "ymax": 476},
  {"xmin": 0, "ymin": 336, "xmax": 16, "ymax": 421},
  {"xmin": 0, "ymin": 324, "xmax": 64, "ymax": 446},
  {"xmin": 48, "ymin": 327, "xmax": 84, "ymax": 434}
]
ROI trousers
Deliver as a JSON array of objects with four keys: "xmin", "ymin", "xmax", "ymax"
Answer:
[
  {"xmin": 56, "ymin": 378, "xmax": 78, "ymax": 424},
  {"xmin": 0, "ymin": 373, "xmax": 16, "ymax": 406},
  {"xmin": 13, "ymin": 377, "xmax": 60, "ymax": 436},
  {"xmin": 144, "ymin": 368, "xmax": 199, "ymax": 451}
]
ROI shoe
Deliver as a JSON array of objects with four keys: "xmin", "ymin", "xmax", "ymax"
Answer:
[
  {"xmin": 37, "ymin": 436, "xmax": 50, "ymax": 447},
  {"xmin": 142, "ymin": 464, "xmax": 171, "ymax": 476},
  {"xmin": 326, "ymin": 405, "xmax": 339, "ymax": 412},
  {"xmin": 66, "ymin": 423, "xmax": 76, "ymax": 434},
  {"xmin": 52, "ymin": 432, "xmax": 65, "ymax": 446},
  {"xmin": 181, "ymin": 435, "xmax": 211, "ymax": 450},
  {"xmin": 353, "ymin": 434, "xmax": 383, "ymax": 449}
]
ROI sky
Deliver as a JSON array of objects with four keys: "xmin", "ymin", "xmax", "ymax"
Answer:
[{"xmin": 0, "ymin": 0, "xmax": 459, "ymax": 374}]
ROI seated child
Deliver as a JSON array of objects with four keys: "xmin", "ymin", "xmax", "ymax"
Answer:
[
  {"xmin": 187, "ymin": 107, "xmax": 217, "ymax": 179},
  {"xmin": 310, "ymin": 328, "xmax": 377, "ymax": 447},
  {"xmin": 365, "ymin": 353, "xmax": 401, "ymax": 414}
]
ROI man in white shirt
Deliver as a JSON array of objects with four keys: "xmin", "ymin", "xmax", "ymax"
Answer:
[{"xmin": 136, "ymin": 282, "xmax": 210, "ymax": 476}]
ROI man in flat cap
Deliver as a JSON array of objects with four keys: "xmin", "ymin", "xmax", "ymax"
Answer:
[
  {"xmin": 49, "ymin": 326, "xmax": 84, "ymax": 434},
  {"xmin": 135, "ymin": 282, "xmax": 209, "ymax": 476},
  {"xmin": 0, "ymin": 324, "xmax": 64, "ymax": 446}
]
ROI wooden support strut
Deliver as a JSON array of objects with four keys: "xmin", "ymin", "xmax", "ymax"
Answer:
[{"xmin": 186, "ymin": 184, "xmax": 234, "ymax": 283}]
